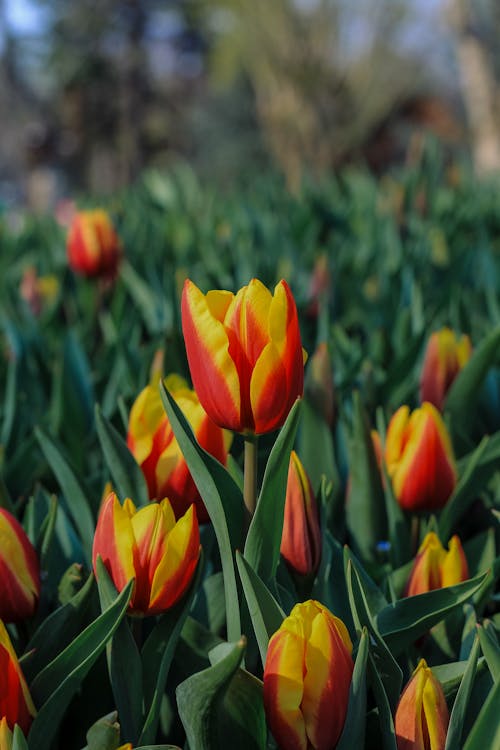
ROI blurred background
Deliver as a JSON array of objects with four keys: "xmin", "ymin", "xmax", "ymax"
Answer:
[{"xmin": 2, "ymin": 0, "xmax": 500, "ymax": 209}]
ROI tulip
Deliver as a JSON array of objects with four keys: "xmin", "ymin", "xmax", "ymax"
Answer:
[
  {"xmin": 385, "ymin": 403, "xmax": 456, "ymax": 512},
  {"xmin": 305, "ymin": 342, "xmax": 335, "ymax": 426},
  {"xmin": 281, "ymin": 452, "xmax": 321, "ymax": 576},
  {"xmin": 0, "ymin": 621, "xmax": 36, "ymax": 733},
  {"xmin": 405, "ymin": 532, "xmax": 469, "ymax": 597},
  {"xmin": 264, "ymin": 600, "xmax": 353, "ymax": 750},
  {"xmin": 127, "ymin": 375, "xmax": 232, "ymax": 523},
  {"xmin": 67, "ymin": 209, "xmax": 122, "ymax": 279},
  {"xmin": 181, "ymin": 278, "xmax": 304, "ymax": 435},
  {"xmin": 92, "ymin": 492, "xmax": 200, "ymax": 616},
  {"xmin": 420, "ymin": 328, "xmax": 471, "ymax": 410},
  {"xmin": 395, "ymin": 659, "xmax": 449, "ymax": 750},
  {"xmin": 0, "ymin": 510, "xmax": 40, "ymax": 623}
]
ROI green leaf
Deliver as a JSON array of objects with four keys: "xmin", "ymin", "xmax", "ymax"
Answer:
[
  {"xmin": 345, "ymin": 393, "xmax": 386, "ymax": 562},
  {"xmin": 376, "ymin": 572, "xmax": 489, "ymax": 654},
  {"xmin": 160, "ymin": 382, "xmax": 242, "ymax": 642},
  {"xmin": 36, "ymin": 493, "xmax": 58, "ymax": 572},
  {"xmin": 176, "ymin": 639, "xmax": 248, "ymax": 750},
  {"xmin": 22, "ymin": 570, "xmax": 94, "ymax": 683},
  {"xmin": 439, "ymin": 437, "xmax": 490, "ymax": 540},
  {"xmin": 85, "ymin": 711, "xmax": 121, "ymax": 750},
  {"xmin": 462, "ymin": 677, "xmax": 500, "ymax": 750},
  {"xmin": 312, "ymin": 531, "xmax": 355, "ymax": 638},
  {"xmin": 337, "ymin": 628, "xmax": 369, "ymax": 750},
  {"xmin": 367, "ymin": 652, "xmax": 397, "ymax": 750},
  {"xmin": 236, "ymin": 551, "xmax": 285, "ymax": 667},
  {"xmin": 244, "ymin": 399, "xmax": 301, "ymax": 583},
  {"xmin": 12, "ymin": 726, "xmax": 29, "ymax": 750},
  {"xmin": 445, "ymin": 635, "xmax": 481, "ymax": 750},
  {"xmin": 298, "ymin": 398, "xmax": 339, "ymax": 491},
  {"xmin": 28, "ymin": 580, "xmax": 133, "ymax": 750},
  {"xmin": 96, "ymin": 558, "xmax": 143, "ymax": 744},
  {"xmin": 477, "ymin": 622, "xmax": 500, "ymax": 683},
  {"xmin": 35, "ymin": 427, "xmax": 95, "ymax": 564},
  {"xmin": 95, "ymin": 404, "xmax": 149, "ymax": 506},
  {"xmin": 139, "ymin": 554, "xmax": 204, "ymax": 746}
]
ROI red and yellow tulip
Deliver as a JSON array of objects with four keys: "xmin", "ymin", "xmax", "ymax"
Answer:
[
  {"xmin": 405, "ymin": 532, "xmax": 469, "ymax": 597},
  {"xmin": 0, "ymin": 621, "xmax": 36, "ymax": 734},
  {"xmin": 420, "ymin": 328, "xmax": 471, "ymax": 410},
  {"xmin": 0, "ymin": 509, "xmax": 40, "ymax": 623},
  {"xmin": 264, "ymin": 600, "xmax": 353, "ymax": 750},
  {"xmin": 280, "ymin": 452, "xmax": 321, "ymax": 576},
  {"xmin": 181, "ymin": 278, "xmax": 304, "ymax": 435},
  {"xmin": 385, "ymin": 403, "xmax": 456, "ymax": 512},
  {"xmin": 92, "ymin": 492, "xmax": 200, "ymax": 616},
  {"xmin": 127, "ymin": 375, "xmax": 232, "ymax": 523},
  {"xmin": 395, "ymin": 659, "xmax": 449, "ymax": 750},
  {"xmin": 67, "ymin": 209, "xmax": 122, "ymax": 279}
]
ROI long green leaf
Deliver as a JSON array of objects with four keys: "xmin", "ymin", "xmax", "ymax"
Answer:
[
  {"xmin": 477, "ymin": 622, "xmax": 500, "ymax": 683},
  {"xmin": 244, "ymin": 399, "xmax": 301, "ymax": 582},
  {"xmin": 462, "ymin": 677, "xmax": 500, "ymax": 750},
  {"xmin": 445, "ymin": 635, "xmax": 480, "ymax": 750},
  {"xmin": 337, "ymin": 628, "xmax": 369, "ymax": 750}
]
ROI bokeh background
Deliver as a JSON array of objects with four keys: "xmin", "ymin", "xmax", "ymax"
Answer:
[{"xmin": 2, "ymin": 0, "xmax": 500, "ymax": 209}]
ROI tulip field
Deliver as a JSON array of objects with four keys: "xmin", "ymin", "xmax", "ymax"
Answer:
[{"xmin": 1, "ymin": 151, "xmax": 500, "ymax": 750}]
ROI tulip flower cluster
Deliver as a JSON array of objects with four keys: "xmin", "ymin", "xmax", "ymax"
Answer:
[
  {"xmin": 405, "ymin": 532, "xmax": 469, "ymax": 596},
  {"xmin": 0, "ymin": 509, "xmax": 40, "ymax": 623},
  {"xmin": 395, "ymin": 659, "xmax": 449, "ymax": 750},
  {"xmin": 67, "ymin": 209, "xmax": 122, "ymax": 279},
  {"xmin": 420, "ymin": 328, "xmax": 471, "ymax": 410},
  {"xmin": 181, "ymin": 278, "xmax": 304, "ymax": 435},
  {"xmin": 127, "ymin": 375, "xmax": 232, "ymax": 522},
  {"xmin": 0, "ymin": 621, "xmax": 36, "ymax": 734},
  {"xmin": 385, "ymin": 403, "xmax": 456, "ymax": 512},
  {"xmin": 92, "ymin": 492, "xmax": 200, "ymax": 616},
  {"xmin": 264, "ymin": 600, "xmax": 353, "ymax": 750}
]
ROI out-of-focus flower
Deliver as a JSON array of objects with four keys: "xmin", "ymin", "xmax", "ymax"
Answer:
[
  {"xmin": 19, "ymin": 266, "xmax": 59, "ymax": 317},
  {"xmin": 281, "ymin": 452, "xmax": 321, "ymax": 576},
  {"xmin": 405, "ymin": 532, "xmax": 469, "ymax": 597},
  {"xmin": 0, "ymin": 510, "xmax": 40, "ymax": 623},
  {"xmin": 420, "ymin": 328, "xmax": 471, "ymax": 410},
  {"xmin": 67, "ymin": 209, "xmax": 122, "ymax": 279},
  {"xmin": 127, "ymin": 375, "xmax": 232, "ymax": 523},
  {"xmin": 92, "ymin": 492, "xmax": 200, "ymax": 616},
  {"xmin": 306, "ymin": 253, "xmax": 331, "ymax": 318},
  {"xmin": 305, "ymin": 342, "xmax": 335, "ymax": 426},
  {"xmin": 395, "ymin": 659, "xmax": 449, "ymax": 750},
  {"xmin": 264, "ymin": 600, "xmax": 353, "ymax": 750},
  {"xmin": 385, "ymin": 403, "xmax": 456, "ymax": 512},
  {"xmin": 0, "ymin": 621, "xmax": 36, "ymax": 733},
  {"xmin": 181, "ymin": 278, "xmax": 305, "ymax": 435}
]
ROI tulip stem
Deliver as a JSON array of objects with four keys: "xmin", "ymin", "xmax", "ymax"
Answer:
[{"xmin": 244, "ymin": 435, "xmax": 258, "ymax": 522}]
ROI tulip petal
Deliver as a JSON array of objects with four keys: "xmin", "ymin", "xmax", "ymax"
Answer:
[
  {"xmin": 127, "ymin": 385, "xmax": 166, "ymax": 465},
  {"xmin": 92, "ymin": 493, "xmax": 136, "ymax": 593},
  {"xmin": 182, "ymin": 280, "xmax": 241, "ymax": 430},
  {"xmin": 250, "ymin": 341, "xmax": 288, "ymax": 434},
  {"xmin": 0, "ymin": 511, "xmax": 39, "ymax": 622},
  {"xmin": 441, "ymin": 535, "xmax": 469, "ymax": 587},
  {"xmin": 422, "ymin": 670, "xmax": 449, "ymax": 750},
  {"xmin": 0, "ymin": 621, "xmax": 36, "ymax": 733}
]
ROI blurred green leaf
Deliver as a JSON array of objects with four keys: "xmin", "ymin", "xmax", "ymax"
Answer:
[{"xmin": 337, "ymin": 628, "xmax": 369, "ymax": 750}]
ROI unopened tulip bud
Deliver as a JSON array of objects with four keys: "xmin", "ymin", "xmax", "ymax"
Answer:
[
  {"xmin": 306, "ymin": 342, "xmax": 335, "ymax": 426},
  {"xmin": 405, "ymin": 533, "xmax": 469, "ymax": 597},
  {"xmin": 420, "ymin": 328, "xmax": 471, "ymax": 410},
  {"xmin": 281, "ymin": 452, "xmax": 321, "ymax": 576},
  {"xmin": 0, "ymin": 509, "xmax": 40, "ymax": 623},
  {"xmin": 385, "ymin": 403, "xmax": 456, "ymax": 512},
  {"xmin": 395, "ymin": 659, "xmax": 449, "ymax": 750},
  {"xmin": 67, "ymin": 209, "xmax": 122, "ymax": 279},
  {"xmin": 264, "ymin": 600, "xmax": 353, "ymax": 750},
  {"xmin": 0, "ymin": 621, "xmax": 36, "ymax": 733}
]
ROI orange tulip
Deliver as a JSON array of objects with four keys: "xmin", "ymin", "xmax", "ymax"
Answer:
[
  {"xmin": 127, "ymin": 375, "xmax": 232, "ymax": 523},
  {"xmin": 181, "ymin": 278, "xmax": 304, "ymax": 434},
  {"xmin": 67, "ymin": 209, "xmax": 122, "ymax": 279},
  {"xmin": 0, "ymin": 621, "xmax": 36, "ymax": 733},
  {"xmin": 405, "ymin": 532, "xmax": 469, "ymax": 597},
  {"xmin": 385, "ymin": 403, "xmax": 456, "ymax": 512},
  {"xmin": 420, "ymin": 328, "xmax": 471, "ymax": 410},
  {"xmin": 264, "ymin": 600, "xmax": 353, "ymax": 750},
  {"xmin": 395, "ymin": 659, "xmax": 449, "ymax": 750},
  {"xmin": 92, "ymin": 492, "xmax": 200, "ymax": 616},
  {"xmin": 280, "ymin": 452, "xmax": 321, "ymax": 576},
  {"xmin": 0, "ymin": 509, "xmax": 40, "ymax": 623}
]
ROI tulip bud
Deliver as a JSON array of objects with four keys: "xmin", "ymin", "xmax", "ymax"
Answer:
[
  {"xmin": 405, "ymin": 532, "xmax": 469, "ymax": 597},
  {"xmin": 420, "ymin": 328, "xmax": 471, "ymax": 410},
  {"xmin": 264, "ymin": 600, "xmax": 353, "ymax": 750},
  {"xmin": 0, "ymin": 509, "xmax": 40, "ymax": 623},
  {"xmin": 306, "ymin": 253, "xmax": 330, "ymax": 319},
  {"xmin": 92, "ymin": 492, "xmax": 200, "ymax": 616},
  {"xmin": 281, "ymin": 452, "xmax": 321, "ymax": 576},
  {"xmin": 67, "ymin": 209, "xmax": 122, "ymax": 279},
  {"xmin": 0, "ymin": 718, "xmax": 13, "ymax": 750},
  {"xmin": 0, "ymin": 621, "xmax": 36, "ymax": 733},
  {"xmin": 385, "ymin": 403, "xmax": 456, "ymax": 512},
  {"xmin": 127, "ymin": 375, "xmax": 232, "ymax": 523},
  {"xmin": 395, "ymin": 659, "xmax": 449, "ymax": 750},
  {"xmin": 181, "ymin": 278, "xmax": 305, "ymax": 434},
  {"xmin": 305, "ymin": 342, "xmax": 335, "ymax": 426}
]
